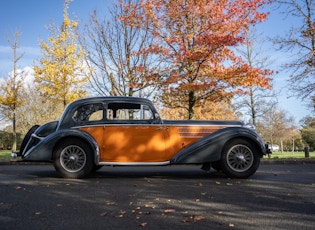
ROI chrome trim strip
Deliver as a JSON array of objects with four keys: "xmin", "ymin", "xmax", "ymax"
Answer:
[
  {"xmin": 98, "ymin": 161, "xmax": 170, "ymax": 166},
  {"xmin": 74, "ymin": 124, "xmax": 242, "ymax": 129},
  {"xmin": 179, "ymin": 136, "xmax": 204, "ymax": 139},
  {"xmin": 178, "ymin": 131, "xmax": 214, "ymax": 134},
  {"xmin": 31, "ymin": 133, "xmax": 44, "ymax": 140}
]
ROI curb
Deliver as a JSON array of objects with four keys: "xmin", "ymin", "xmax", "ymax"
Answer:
[
  {"xmin": 261, "ymin": 158, "xmax": 315, "ymax": 165},
  {"xmin": 0, "ymin": 160, "xmax": 51, "ymax": 165}
]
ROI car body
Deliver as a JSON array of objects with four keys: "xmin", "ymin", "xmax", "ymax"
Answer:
[{"xmin": 17, "ymin": 96, "xmax": 269, "ymax": 179}]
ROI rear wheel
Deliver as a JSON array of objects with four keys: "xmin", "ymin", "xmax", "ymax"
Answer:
[
  {"xmin": 53, "ymin": 138, "xmax": 94, "ymax": 179},
  {"xmin": 220, "ymin": 139, "xmax": 260, "ymax": 178}
]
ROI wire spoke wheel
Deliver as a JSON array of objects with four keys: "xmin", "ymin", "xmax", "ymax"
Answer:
[
  {"xmin": 226, "ymin": 144, "xmax": 254, "ymax": 173},
  {"xmin": 220, "ymin": 139, "xmax": 260, "ymax": 178},
  {"xmin": 53, "ymin": 138, "xmax": 94, "ymax": 179},
  {"xmin": 60, "ymin": 145, "xmax": 87, "ymax": 173}
]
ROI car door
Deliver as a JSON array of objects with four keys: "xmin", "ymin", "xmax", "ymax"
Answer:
[{"xmin": 100, "ymin": 103, "xmax": 169, "ymax": 163}]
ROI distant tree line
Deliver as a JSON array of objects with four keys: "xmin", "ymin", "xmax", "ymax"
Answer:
[
  {"xmin": 1, "ymin": 0, "xmax": 315, "ymax": 152},
  {"xmin": 0, "ymin": 131, "xmax": 22, "ymax": 150}
]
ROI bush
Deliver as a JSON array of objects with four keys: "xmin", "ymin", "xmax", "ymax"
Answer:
[{"xmin": 0, "ymin": 131, "xmax": 23, "ymax": 150}]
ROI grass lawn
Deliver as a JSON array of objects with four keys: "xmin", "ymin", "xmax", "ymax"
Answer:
[
  {"xmin": 264, "ymin": 151, "xmax": 314, "ymax": 159},
  {"xmin": 0, "ymin": 150, "xmax": 12, "ymax": 161}
]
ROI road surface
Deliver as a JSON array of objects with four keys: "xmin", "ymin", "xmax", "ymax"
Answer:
[{"xmin": 0, "ymin": 164, "xmax": 314, "ymax": 229}]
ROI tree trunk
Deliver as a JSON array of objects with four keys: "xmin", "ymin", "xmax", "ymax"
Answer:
[
  {"xmin": 250, "ymin": 87, "xmax": 256, "ymax": 126},
  {"xmin": 188, "ymin": 91, "xmax": 195, "ymax": 120},
  {"xmin": 12, "ymin": 111, "xmax": 17, "ymax": 152}
]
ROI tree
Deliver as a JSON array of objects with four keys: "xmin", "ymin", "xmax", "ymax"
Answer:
[
  {"xmin": 159, "ymin": 99, "xmax": 236, "ymax": 120},
  {"xmin": 34, "ymin": 0, "xmax": 90, "ymax": 108},
  {"xmin": 15, "ymin": 68, "xmax": 63, "ymax": 134},
  {"xmin": 235, "ymin": 28, "xmax": 275, "ymax": 125},
  {"xmin": 83, "ymin": 0, "xmax": 160, "ymax": 97},
  {"xmin": 274, "ymin": 0, "xmax": 315, "ymax": 102},
  {"xmin": 0, "ymin": 31, "xmax": 24, "ymax": 151},
  {"xmin": 256, "ymin": 104, "xmax": 298, "ymax": 151},
  {"xmin": 120, "ymin": 0, "xmax": 272, "ymax": 119},
  {"xmin": 301, "ymin": 116, "xmax": 315, "ymax": 150}
]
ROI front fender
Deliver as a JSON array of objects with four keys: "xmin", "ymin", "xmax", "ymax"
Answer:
[
  {"xmin": 171, "ymin": 127, "xmax": 266, "ymax": 164},
  {"xmin": 23, "ymin": 129, "xmax": 100, "ymax": 165}
]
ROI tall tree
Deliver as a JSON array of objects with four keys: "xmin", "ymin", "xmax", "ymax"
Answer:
[
  {"xmin": 83, "ymin": 0, "xmax": 159, "ymax": 97},
  {"xmin": 301, "ymin": 116, "xmax": 315, "ymax": 150},
  {"xmin": 235, "ymin": 28, "xmax": 275, "ymax": 126},
  {"xmin": 15, "ymin": 68, "xmax": 63, "ymax": 134},
  {"xmin": 0, "ymin": 31, "xmax": 24, "ymax": 151},
  {"xmin": 159, "ymin": 99, "xmax": 236, "ymax": 120},
  {"xmin": 120, "ymin": 0, "xmax": 272, "ymax": 119},
  {"xmin": 274, "ymin": 0, "xmax": 315, "ymax": 102},
  {"xmin": 256, "ymin": 104, "xmax": 296, "ymax": 151},
  {"xmin": 34, "ymin": 0, "xmax": 90, "ymax": 108}
]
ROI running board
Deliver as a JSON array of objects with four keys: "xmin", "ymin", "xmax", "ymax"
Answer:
[{"xmin": 98, "ymin": 161, "xmax": 170, "ymax": 166}]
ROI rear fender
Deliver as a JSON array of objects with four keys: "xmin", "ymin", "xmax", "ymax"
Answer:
[
  {"xmin": 171, "ymin": 127, "xmax": 266, "ymax": 164},
  {"xmin": 22, "ymin": 121, "xmax": 58, "ymax": 156},
  {"xmin": 23, "ymin": 129, "xmax": 100, "ymax": 165}
]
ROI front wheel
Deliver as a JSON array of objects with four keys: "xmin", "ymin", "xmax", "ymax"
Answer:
[
  {"xmin": 220, "ymin": 139, "xmax": 260, "ymax": 178},
  {"xmin": 53, "ymin": 138, "xmax": 94, "ymax": 179}
]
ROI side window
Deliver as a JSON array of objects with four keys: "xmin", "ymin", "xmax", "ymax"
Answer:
[
  {"xmin": 72, "ymin": 103, "xmax": 103, "ymax": 123},
  {"xmin": 107, "ymin": 103, "xmax": 153, "ymax": 121}
]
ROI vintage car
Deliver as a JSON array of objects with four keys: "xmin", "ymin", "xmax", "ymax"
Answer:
[{"xmin": 16, "ymin": 96, "xmax": 269, "ymax": 179}]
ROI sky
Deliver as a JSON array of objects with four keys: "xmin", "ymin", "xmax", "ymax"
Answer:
[{"xmin": 0, "ymin": 0, "xmax": 313, "ymax": 127}]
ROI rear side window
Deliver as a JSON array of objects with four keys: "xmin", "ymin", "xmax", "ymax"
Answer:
[
  {"xmin": 107, "ymin": 103, "xmax": 153, "ymax": 121},
  {"xmin": 72, "ymin": 103, "xmax": 104, "ymax": 123}
]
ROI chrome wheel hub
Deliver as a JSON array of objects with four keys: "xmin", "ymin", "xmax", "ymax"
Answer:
[
  {"xmin": 226, "ymin": 144, "xmax": 254, "ymax": 172},
  {"xmin": 60, "ymin": 145, "xmax": 87, "ymax": 173}
]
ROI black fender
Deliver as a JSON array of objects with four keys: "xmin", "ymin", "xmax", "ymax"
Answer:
[
  {"xmin": 21, "ymin": 121, "xmax": 58, "ymax": 156},
  {"xmin": 171, "ymin": 127, "xmax": 266, "ymax": 164},
  {"xmin": 23, "ymin": 128, "xmax": 100, "ymax": 165}
]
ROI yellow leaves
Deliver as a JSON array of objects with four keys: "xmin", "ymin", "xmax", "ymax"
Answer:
[
  {"xmin": 62, "ymin": 17, "xmax": 71, "ymax": 28},
  {"xmin": 34, "ymin": 2, "xmax": 90, "ymax": 108},
  {"xmin": 0, "ymin": 71, "xmax": 25, "ymax": 112}
]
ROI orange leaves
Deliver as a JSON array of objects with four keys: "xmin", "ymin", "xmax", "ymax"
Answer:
[{"xmin": 120, "ymin": 0, "xmax": 272, "ymax": 119}]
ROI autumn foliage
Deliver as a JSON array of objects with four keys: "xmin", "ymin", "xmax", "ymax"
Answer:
[
  {"xmin": 119, "ymin": 0, "xmax": 273, "ymax": 119},
  {"xmin": 34, "ymin": 0, "xmax": 89, "ymax": 108}
]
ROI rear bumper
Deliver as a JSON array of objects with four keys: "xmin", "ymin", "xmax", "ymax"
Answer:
[{"xmin": 11, "ymin": 151, "xmax": 21, "ymax": 159}]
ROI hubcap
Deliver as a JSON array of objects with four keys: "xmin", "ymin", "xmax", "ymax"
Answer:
[
  {"xmin": 60, "ymin": 145, "xmax": 87, "ymax": 172},
  {"xmin": 226, "ymin": 144, "xmax": 254, "ymax": 172}
]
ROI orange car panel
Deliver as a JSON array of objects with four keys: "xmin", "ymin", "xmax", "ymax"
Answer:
[{"xmin": 80, "ymin": 125, "xmax": 226, "ymax": 163}]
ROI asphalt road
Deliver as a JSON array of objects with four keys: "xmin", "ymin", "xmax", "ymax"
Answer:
[{"xmin": 0, "ymin": 164, "xmax": 314, "ymax": 230}]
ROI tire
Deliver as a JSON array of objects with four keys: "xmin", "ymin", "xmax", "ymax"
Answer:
[
  {"xmin": 53, "ymin": 138, "xmax": 94, "ymax": 179},
  {"xmin": 220, "ymin": 138, "xmax": 260, "ymax": 178},
  {"xmin": 20, "ymin": 125, "xmax": 40, "ymax": 156},
  {"xmin": 93, "ymin": 165, "xmax": 103, "ymax": 172},
  {"xmin": 211, "ymin": 161, "xmax": 222, "ymax": 172}
]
